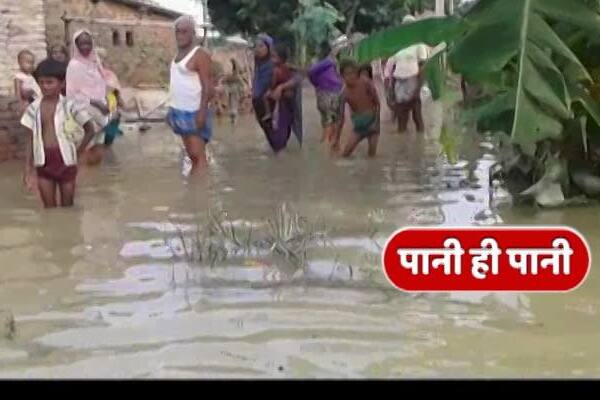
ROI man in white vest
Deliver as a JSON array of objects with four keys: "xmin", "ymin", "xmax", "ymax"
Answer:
[
  {"xmin": 166, "ymin": 15, "xmax": 215, "ymax": 174},
  {"xmin": 384, "ymin": 15, "xmax": 429, "ymax": 133}
]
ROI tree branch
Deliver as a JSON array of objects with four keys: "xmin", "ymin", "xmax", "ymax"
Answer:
[{"xmin": 345, "ymin": 0, "xmax": 361, "ymax": 37}]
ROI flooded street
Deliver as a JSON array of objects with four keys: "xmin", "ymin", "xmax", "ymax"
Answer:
[{"xmin": 1, "ymin": 91, "xmax": 600, "ymax": 379}]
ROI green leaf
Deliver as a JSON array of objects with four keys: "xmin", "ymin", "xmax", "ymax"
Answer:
[
  {"xmin": 354, "ymin": 16, "xmax": 465, "ymax": 63},
  {"xmin": 350, "ymin": 0, "xmax": 597, "ymax": 158},
  {"xmin": 508, "ymin": 0, "xmax": 597, "ymax": 154},
  {"xmin": 528, "ymin": 14, "xmax": 591, "ymax": 83},
  {"xmin": 580, "ymin": 116, "xmax": 589, "ymax": 156},
  {"xmin": 568, "ymin": 83, "xmax": 600, "ymax": 129},
  {"xmin": 448, "ymin": 22, "xmax": 519, "ymax": 81},
  {"xmin": 535, "ymin": 0, "xmax": 600, "ymax": 35},
  {"xmin": 512, "ymin": 93, "xmax": 563, "ymax": 155},
  {"xmin": 523, "ymin": 42, "xmax": 571, "ymax": 120},
  {"xmin": 462, "ymin": 0, "xmax": 511, "ymax": 24},
  {"xmin": 291, "ymin": 1, "xmax": 346, "ymax": 57},
  {"xmin": 424, "ymin": 50, "xmax": 445, "ymax": 101},
  {"xmin": 439, "ymin": 124, "xmax": 460, "ymax": 165},
  {"xmin": 453, "ymin": 0, "xmax": 595, "ymax": 153},
  {"xmin": 462, "ymin": 90, "xmax": 516, "ymax": 123}
]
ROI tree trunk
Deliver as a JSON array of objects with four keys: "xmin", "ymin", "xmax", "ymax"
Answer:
[
  {"xmin": 435, "ymin": 0, "xmax": 445, "ymax": 16},
  {"xmin": 301, "ymin": 43, "xmax": 307, "ymax": 67},
  {"xmin": 345, "ymin": 0, "xmax": 360, "ymax": 37}
]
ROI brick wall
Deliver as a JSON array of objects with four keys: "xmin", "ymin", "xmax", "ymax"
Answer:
[
  {"xmin": 0, "ymin": 0, "xmax": 47, "ymax": 162},
  {"xmin": 0, "ymin": 0, "xmax": 181, "ymax": 163},
  {"xmin": 46, "ymin": 0, "xmax": 177, "ymax": 88},
  {"xmin": 0, "ymin": 98, "xmax": 26, "ymax": 163},
  {"xmin": 0, "ymin": 0, "xmax": 47, "ymax": 96},
  {"xmin": 67, "ymin": 20, "xmax": 175, "ymax": 87},
  {"xmin": 45, "ymin": 0, "xmax": 175, "ymax": 47}
]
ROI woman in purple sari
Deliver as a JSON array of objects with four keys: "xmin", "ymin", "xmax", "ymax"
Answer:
[
  {"xmin": 308, "ymin": 42, "xmax": 344, "ymax": 153},
  {"xmin": 252, "ymin": 35, "xmax": 303, "ymax": 153}
]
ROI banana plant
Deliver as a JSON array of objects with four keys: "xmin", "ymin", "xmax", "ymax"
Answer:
[
  {"xmin": 354, "ymin": 0, "xmax": 600, "ymax": 205},
  {"xmin": 291, "ymin": 0, "xmax": 344, "ymax": 65}
]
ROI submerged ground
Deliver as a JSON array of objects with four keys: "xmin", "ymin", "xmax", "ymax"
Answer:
[{"xmin": 0, "ymin": 91, "xmax": 599, "ymax": 378}]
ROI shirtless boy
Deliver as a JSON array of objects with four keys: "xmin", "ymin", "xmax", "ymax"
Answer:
[{"xmin": 339, "ymin": 60, "xmax": 381, "ymax": 158}]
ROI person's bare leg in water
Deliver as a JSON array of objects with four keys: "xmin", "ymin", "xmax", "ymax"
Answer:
[
  {"xmin": 182, "ymin": 135, "xmax": 208, "ymax": 174},
  {"xmin": 37, "ymin": 176, "xmax": 58, "ymax": 208},
  {"xmin": 341, "ymin": 132, "xmax": 363, "ymax": 158},
  {"xmin": 59, "ymin": 180, "xmax": 76, "ymax": 207},
  {"xmin": 396, "ymin": 102, "xmax": 410, "ymax": 133},
  {"xmin": 367, "ymin": 133, "xmax": 379, "ymax": 158},
  {"xmin": 411, "ymin": 97, "xmax": 425, "ymax": 133}
]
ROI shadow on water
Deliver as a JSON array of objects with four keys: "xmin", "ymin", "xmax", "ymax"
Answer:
[{"xmin": 0, "ymin": 91, "xmax": 599, "ymax": 378}]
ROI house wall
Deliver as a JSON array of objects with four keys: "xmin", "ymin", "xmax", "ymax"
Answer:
[
  {"xmin": 0, "ymin": 0, "xmax": 48, "ymax": 162},
  {"xmin": 45, "ymin": 0, "xmax": 177, "ymax": 88}
]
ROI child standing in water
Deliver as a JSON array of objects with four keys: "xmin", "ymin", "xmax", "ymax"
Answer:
[
  {"xmin": 21, "ymin": 59, "xmax": 96, "ymax": 208},
  {"xmin": 97, "ymin": 48, "xmax": 124, "ymax": 147},
  {"xmin": 103, "ymin": 87, "xmax": 124, "ymax": 147},
  {"xmin": 223, "ymin": 59, "xmax": 243, "ymax": 125},
  {"xmin": 14, "ymin": 50, "xmax": 42, "ymax": 115},
  {"xmin": 339, "ymin": 60, "xmax": 380, "ymax": 158}
]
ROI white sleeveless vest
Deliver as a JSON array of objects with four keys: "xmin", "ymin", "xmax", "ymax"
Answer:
[{"xmin": 169, "ymin": 46, "xmax": 203, "ymax": 112}]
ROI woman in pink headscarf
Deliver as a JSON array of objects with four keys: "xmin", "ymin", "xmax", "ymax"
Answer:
[{"xmin": 66, "ymin": 29, "xmax": 111, "ymax": 165}]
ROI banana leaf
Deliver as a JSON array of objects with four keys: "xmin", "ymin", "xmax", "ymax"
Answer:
[
  {"xmin": 353, "ymin": 0, "xmax": 599, "ymax": 157},
  {"xmin": 568, "ymin": 82, "xmax": 600, "ymax": 128},
  {"xmin": 424, "ymin": 50, "xmax": 445, "ymax": 101},
  {"xmin": 355, "ymin": 16, "xmax": 465, "ymax": 64},
  {"xmin": 450, "ymin": 0, "xmax": 598, "ymax": 155},
  {"xmin": 461, "ymin": 90, "xmax": 516, "ymax": 124}
]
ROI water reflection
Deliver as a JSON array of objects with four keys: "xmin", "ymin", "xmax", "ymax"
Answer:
[{"xmin": 0, "ymin": 92, "xmax": 597, "ymax": 378}]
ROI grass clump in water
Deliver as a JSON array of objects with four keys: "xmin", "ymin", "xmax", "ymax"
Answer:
[{"xmin": 170, "ymin": 203, "xmax": 325, "ymax": 271}]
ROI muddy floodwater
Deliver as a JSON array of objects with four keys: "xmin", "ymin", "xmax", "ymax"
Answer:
[{"xmin": 1, "ymin": 91, "xmax": 599, "ymax": 379}]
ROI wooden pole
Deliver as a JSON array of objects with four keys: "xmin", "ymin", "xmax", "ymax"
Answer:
[{"xmin": 61, "ymin": 12, "xmax": 71, "ymax": 46}]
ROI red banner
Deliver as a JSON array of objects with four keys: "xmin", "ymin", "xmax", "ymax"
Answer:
[{"xmin": 382, "ymin": 227, "xmax": 591, "ymax": 292}]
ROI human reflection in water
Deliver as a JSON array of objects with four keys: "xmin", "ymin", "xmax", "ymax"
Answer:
[{"xmin": 28, "ymin": 208, "xmax": 85, "ymax": 303}]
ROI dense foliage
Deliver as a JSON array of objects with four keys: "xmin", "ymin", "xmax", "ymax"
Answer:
[
  {"xmin": 206, "ymin": 0, "xmax": 449, "ymax": 49},
  {"xmin": 355, "ymin": 0, "xmax": 600, "ymax": 206},
  {"xmin": 290, "ymin": 0, "xmax": 344, "ymax": 64},
  {"xmin": 207, "ymin": 0, "xmax": 299, "ymax": 45}
]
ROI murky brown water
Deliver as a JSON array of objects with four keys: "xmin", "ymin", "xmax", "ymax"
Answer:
[{"xmin": 1, "ymin": 90, "xmax": 599, "ymax": 379}]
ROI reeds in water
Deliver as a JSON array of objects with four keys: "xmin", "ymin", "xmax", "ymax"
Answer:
[{"xmin": 169, "ymin": 203, "xmax": 324, "ymax": 271}]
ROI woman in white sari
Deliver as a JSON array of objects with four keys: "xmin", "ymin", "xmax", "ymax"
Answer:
[{"xmin": 66, "ymin": 29, "xmax": 113, "ymax": 165}]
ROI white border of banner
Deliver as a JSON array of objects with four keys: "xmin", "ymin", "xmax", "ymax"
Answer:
[{"xmin": 381, "ymin": 225, "xmax": 592, "ymax": 294}]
